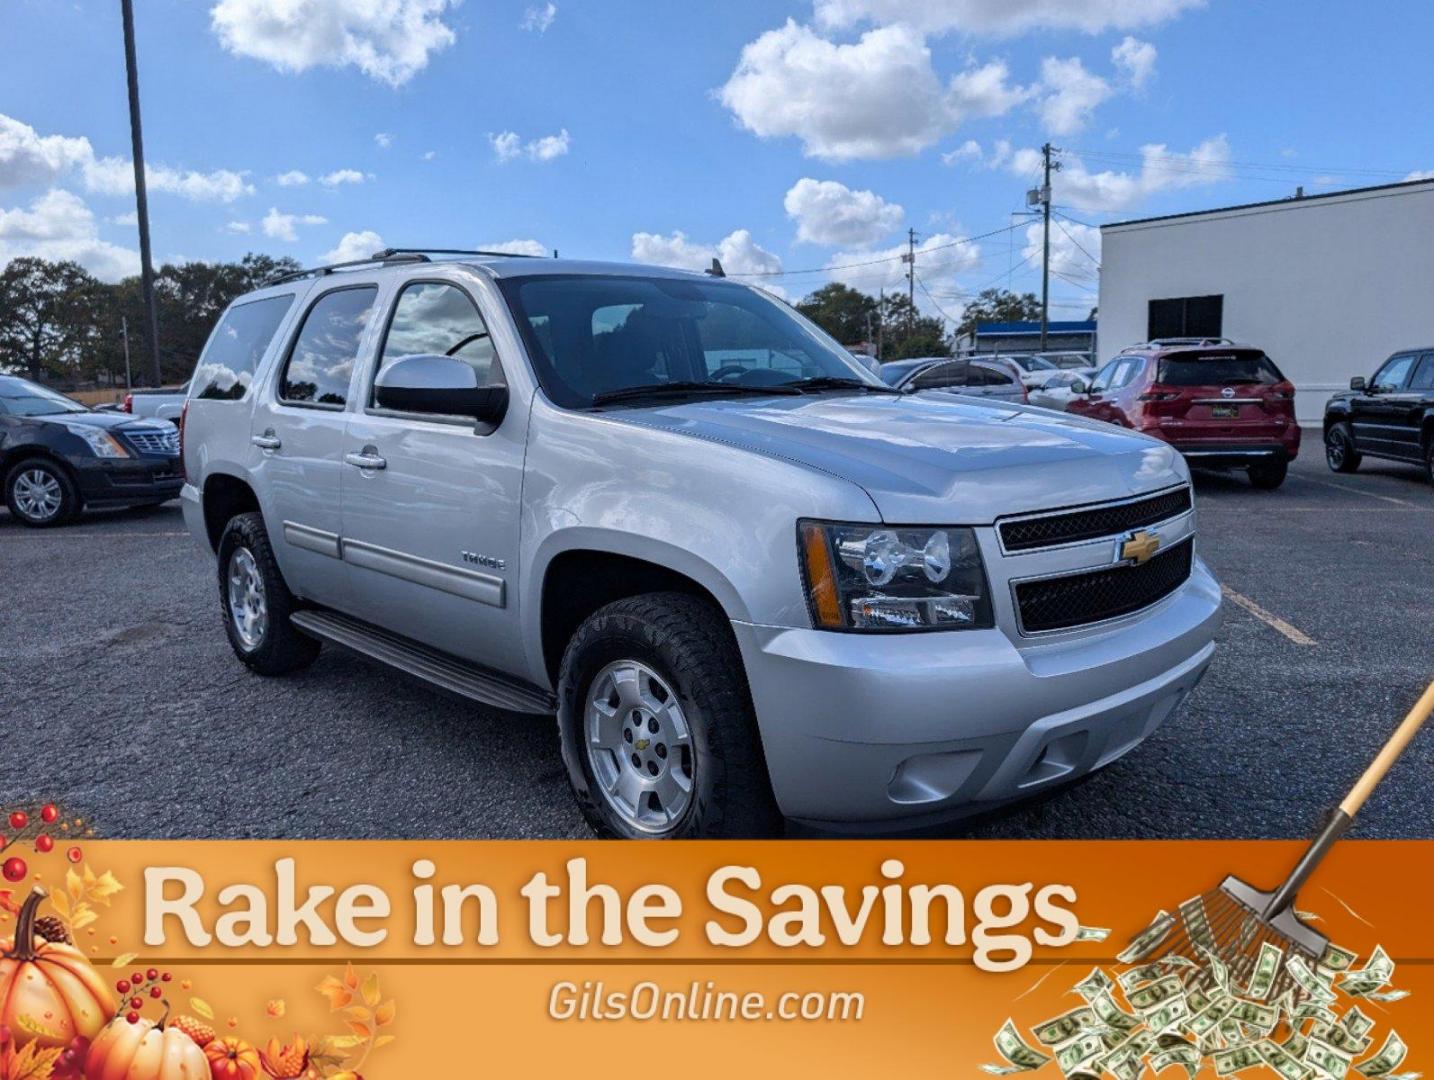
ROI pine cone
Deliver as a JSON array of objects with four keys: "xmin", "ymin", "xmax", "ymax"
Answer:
[{"xmin": 33, "ymin": 915, "xmax": 70, "ymax": 944}]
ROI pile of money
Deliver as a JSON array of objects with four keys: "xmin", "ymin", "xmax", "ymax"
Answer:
[{"xmin": 983, "ymin": 906, "xmax": 1416, "ymax": 1080}]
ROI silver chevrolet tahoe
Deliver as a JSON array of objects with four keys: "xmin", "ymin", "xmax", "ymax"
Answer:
[{"xmin": 179, "ymin": 249, "xmax": 1222, "ymax": 839}]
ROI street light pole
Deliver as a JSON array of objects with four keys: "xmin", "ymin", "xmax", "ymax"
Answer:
[
  {"xmin": 1039, "ymin": 142, "xmax": 1061, "ymax": 353},
  {"xmin": 121, "ymin": 0, "xmax": 163, "ymax": 387}
]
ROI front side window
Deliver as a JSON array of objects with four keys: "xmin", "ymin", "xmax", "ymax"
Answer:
[
  {"xmin": 1371, "ymin": 354, "xmax": 1414, "ymax": 392},
  {"xmin": 1410, "ymin": 354, "xmax": 1434, "ymax": 391},
  {"xmin": 279, "ymin": 287, "xmax": 378, "ymax": 407},
  {"xmin": 376, "ymin": 282, "xmax": 502, "ymax": 400},
  {"xmin": 193, "ymin": 294, "xmax": 294, "ymax": 401},
  {"xmin": 911, "ymin": 362, "xmax": 965, "ymax": 389},
  {"xmin": 497, "ymin": 274, "xmax": 879, "ymax": 409},
  {"xmin": 1089, "ymin": 360, "xmax": 1119, "ymax": 392}
]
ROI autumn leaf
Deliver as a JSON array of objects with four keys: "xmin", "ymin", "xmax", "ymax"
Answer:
[
  {"xmin": 360, "ymin": 972, "xmax": 381, "ymax": 1008},
  {"xmin": 322, "ymin": 1035, "xmax": 365, "ymax": 1053},
  {"xmin": 65, "ymin": 869, "xmax": 83, "ymax": 904},
  {"xmin": 111, "ymin": 952, "xmax": 138, "ymax": 968},
  {"xmin": 3, "ymin": 1041, "xmax": 64, "ymax": 1080},
  {"xmin": 266, "ymin": 999, "xmax": 286, "ymax": 1019},
  {"xmin": 190, "ymin": 997, "xmax": 215, "ymax": 1021},
  {"xmin": 86, "ymin": 869, "xmax": 124, "ymax": 905},
  {"xmin": 316, "ymin": 975, "xmax": 353, "ymax": 1011},
  {"xmin": 373, "ymin": 1034, "xmax": 396, "ymax": 1049},
  {"xmin": 374, "ymin": 999, "xmax": 396, "ymax": 1027},
  {"xmin": 343, "ymin": 962, "xmax": 359, "ymax": 990},
  {"xmin": 342, "ymin": 1006, "xmax": 371, "ymax": 1025},
  {"xmin": 345, "ymin": 1020, "xmax": 372, "ymax": 1040}
]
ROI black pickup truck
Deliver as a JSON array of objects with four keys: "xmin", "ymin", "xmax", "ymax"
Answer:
[{"xmin": 1324, "ymin": 349, "xmax": 1434, "ymax": 485}]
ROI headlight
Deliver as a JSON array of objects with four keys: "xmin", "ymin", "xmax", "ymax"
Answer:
[
  {"xmin": 798, "ymin": 521, "xmax": 993, "ymax": 631},
  {"xmin": 62, "ymin": 424, "xmax": 131, "ymax": 458}
]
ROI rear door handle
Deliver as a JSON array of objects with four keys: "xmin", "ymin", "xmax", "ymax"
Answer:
[
  {"xmin": 251, "ymin": 433, "xmax": 282, "ymax": 450},
  {"xmin": 344, "ymin": 450, "xmax": 387, "ymax": 470}
]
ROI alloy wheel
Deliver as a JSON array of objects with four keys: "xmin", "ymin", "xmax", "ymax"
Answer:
[
  {"xmin": 12, "ymin": 468, "xmax": 62, "ymax": 522},
  {"xmin": 1325, "ymin": 428, "xmax": 1347, "ymax": 469},
  {"xmin": 584, "ymin": 659, "xmax": 694, "ymax": 834},
  {"xmin": 226, "ymin": 546, "xmax": 269, "ymax": 650}
]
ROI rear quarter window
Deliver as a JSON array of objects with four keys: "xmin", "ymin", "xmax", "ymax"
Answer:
[{"xmin": 192, "ymin": 295, "xmax": 294, "ymax": 401}]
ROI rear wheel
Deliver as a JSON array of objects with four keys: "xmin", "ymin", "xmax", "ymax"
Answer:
[
  {"xmin": 216, "ymin": 511, "xmax": 320, "ymax": 675},
  {"xmin": 1325, "ymin": 422, "xmax": 1361, "ymax": 473},
  {"xmin": 1424, "ymin": 436, "xmax": 1434, "ymax": 487},
  {"xmin": 557, "ymin": 592, "xmax": 783, "ymax": 839},
  {"xmin": 4, "ymin": 457, "xmax": 80, "ymax": 527},
  {"xmin": 1248, "ymin": 458, "xmax": 1288, "ymax": 490}
]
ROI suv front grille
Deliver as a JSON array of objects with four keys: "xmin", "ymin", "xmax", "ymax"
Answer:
[
  {"xmin": 1015, "ymin": 538, "xmax": 1193, "ymax": 633},
  {"xmin": 1000, "ymin": 487, "xmax": 1192, "ymax": 552},
  {"xmin": 124, "ymin": 429, "xmax": 180, "ymax": 456}
]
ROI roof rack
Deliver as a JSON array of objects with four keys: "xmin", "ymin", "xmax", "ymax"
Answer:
[
  {"xmin": 262, "ymin": 246, "xmax": 553, "ymax": 287},
  {"xmin": 1121, "ymin": 337, "xmax": 1235, "ymax": 352}
]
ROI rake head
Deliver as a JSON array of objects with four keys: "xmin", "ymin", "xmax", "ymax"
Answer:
[{"xmin": 1147, "ymin": 876, "xmax": 1329, "ymax": 1004}]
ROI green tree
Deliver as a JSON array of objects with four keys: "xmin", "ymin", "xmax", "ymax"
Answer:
[
  {"xmin": 879, "ymin": 293, "xmax": 950, "ymax": 360},
  {"xmin": 0, "ymin": 258, "xmax": 102, "ymax": 381},
  {"xmin": 796, "ymin": 282, "xmax": 879, "ymax": 346},
  {"xmin": 955, "ymin": 288, "xmax": 1041, "ymax": 340}
]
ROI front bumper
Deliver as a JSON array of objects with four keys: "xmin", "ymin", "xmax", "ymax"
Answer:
[
  {"xmin": 733, "ymin": 556, "xmax": 1221, "ymax": 827},
  {"xmin": 72, "ymin": 456, "xmax": 184, "ymax": 507}
]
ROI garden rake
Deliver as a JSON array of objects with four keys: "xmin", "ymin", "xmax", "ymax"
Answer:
[{"xmin": 1136, "ymin": 679, "xmax": 1434, "ymax": 1002}]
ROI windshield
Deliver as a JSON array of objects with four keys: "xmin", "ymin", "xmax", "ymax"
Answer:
[
  {"xmin": 1009, "ymin": 355, "xmax": 1056, "ymax": 372},
  {"xmin": 1156, "ymin": 351, "xmax": 1285, "ymax": 387},
  {"xmin": 0, "ymin": 378, "xmax": 88, "ymax": 416},
  {"xmin": 498, "ymin": 274, "xmax": 885, "ymax": 408}
]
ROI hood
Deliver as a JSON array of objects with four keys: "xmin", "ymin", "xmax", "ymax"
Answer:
[
  {"xmin": 30, "ymin": 412, "xmax": 173, "ymax": 433},
  {"xmin": 608, "ymin": 393, "xmax": 1187, "ymax": 523}
]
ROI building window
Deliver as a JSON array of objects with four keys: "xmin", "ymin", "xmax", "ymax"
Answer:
[{"xmin": 1148, "ymin": 295, "xmax": 1223, "ymax": 340}]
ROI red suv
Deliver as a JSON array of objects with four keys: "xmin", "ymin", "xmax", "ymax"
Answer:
[{"xmin": 1067, "ymin": 338, "xmax": 1299, "ymax": 489}]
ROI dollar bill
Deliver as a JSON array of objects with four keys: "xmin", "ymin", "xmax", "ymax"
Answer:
[
  {"xmin": 1074, "ymin": 968, "xmax": 1114, "ymax": 1002},
  {"xmin": 1355, "ymin": 1032, "xmax": 1407, "ymax": 1078},
  {"xmin": 1128, "ymin": 975, "xmax": 1185, "ymax": 1014},
  {"xmin": 1075, "ymin": 925, "xmax": 1112, "ymax": 942},
  {"xmin": 1146, "ymin": 997, "xmax": 1191, "ymax": 1034},
  {"xmin": 1312, "ymin": 1021, "xmax": 1373, "ymax": 1057},
  {"xmin": 1034, "ymin": 1007, "xmax": 1099, "ymax": 1047},
  {"xmin": 1119, "ymin": 911, "xmax": 1176, "ymax": 964},
  {"xmin": 1200, "ymin": 945, "xmax": 1232, "ymax": 993},
  {"xmin": 1320, "ymin": 943, "xmax": 1359, "ymax": 973},
  {"xmin": 1246, "ymin": 941, "xmax": 1285, "ymax": 1001},
  {"xmin": 984, "ymin": 1019, "xmax": 1053, "ymax": 1074},
  {"xmin": 1284, "ymin": 1032, "xmax": 1310, "ymax": 1059},
  {"xmin": 1151, "ymin": 1044, "xmax": 1200, "ymax": 1078},
  {"xmin": 1294, "ymin": 1001, "xmax": 1338, "ymax": 1028},
  {"xmin": 1341, "ymin": 947, "xmax": 1395, "ymax": 997},
  {"xmin": 1362, "ymin": 989, "xmax": 1409, "ymax": 1004},
  {"xmin": 1288, "ymin": 955, "xmax": 1339, "ymax": 1005},
  {"xmin": 1214, "ymin": 1045, "xmax": 1264, "ymax": 1075},
  {"xmin": 1308, "ymin": 1037, "xmax": 1354, "ymax": 1079},
  {"xmin": 1120, "ymin": 963, "xmax": 1170, "ymax": 992},
  {"xmin": 1343, "ymin": 1008, "xmax": 1376, "ymax": 1040},
  {"xmin": 1187, "ymin": 997, "xmax": 1236, "ymax": 1038},
  {"xmin": 1259, "ymin": 1039, "xmax": 1313, "ymax": 1080},
  {"xmin": 1057, "ymin": 1033, "xmax": 1107, "ymax": 1075},
  {"xmin": 1091, "ymin": 991, "xmax": 1142, "ymax": 1034}
]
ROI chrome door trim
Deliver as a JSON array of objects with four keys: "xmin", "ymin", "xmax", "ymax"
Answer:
[
  {"xmin": 282, "ymin": 520, "xmax": 341, "ymax": 558},
  {"xmin": 342, "ymin": 537, "xmax": 505, "ymax": 607}
]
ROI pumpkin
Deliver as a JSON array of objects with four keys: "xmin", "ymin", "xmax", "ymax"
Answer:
[
  {"xmin": 204, "ymin": 1036, "xmax": 263, "ymax": 1080},
  {"xmin": 85, "ymin": 1014, "xmax": 209, "ymax": 1080},
  {"xmin": 0, "ymin": 887, "xmax": 114, "ymax": 1051}
]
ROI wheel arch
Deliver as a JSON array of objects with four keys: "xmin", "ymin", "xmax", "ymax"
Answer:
[{"xmin": 200, "ymin": 470, "xmax": 262, "ymax": 551}]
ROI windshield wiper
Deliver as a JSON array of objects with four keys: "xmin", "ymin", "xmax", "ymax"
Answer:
[
  {"xmin": 784, "ymin": 375, "xmax": 903, "ymax": 395},
  {"xmin": 589, "ymin": 381, "xmax": 802, "ymax": 407}
]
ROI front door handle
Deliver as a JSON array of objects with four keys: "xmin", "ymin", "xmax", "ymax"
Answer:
[
  {"xmin": 344, "ymin": 449, "xmax": 387, "ymax": 470},
  {"xmin": 251, "ymin": 432, "xmax": 282, "ymax": 450}
]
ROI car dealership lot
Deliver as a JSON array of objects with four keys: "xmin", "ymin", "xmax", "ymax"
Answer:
[{"xmin": 2, "ymin": 451, "xmax": 1430, "ymax": 840}]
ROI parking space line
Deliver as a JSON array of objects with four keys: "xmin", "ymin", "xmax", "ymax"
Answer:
[
  {"xmin": 1294, "ymin": 475, "xmax": 1423, "ymax": 508},
  {"xmin": 1221, "ymin": 585, "xmax": 1317, "ymax": 646},
  {"xmin": 0, "ymin": 530, "xmax": 188, "ymax": 539}
]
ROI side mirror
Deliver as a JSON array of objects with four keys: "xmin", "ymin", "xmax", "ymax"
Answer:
[
  {"xmin": 1070, "ymin": 379, "xmax": 1088, "ymax": 395},
  {"xmin": 1349, "ymin": 376, "xmax": 1367, "ymax": 392},
  {"xmin": 375, "ymin": 355, "xmax": 508, "ymax": 423}
]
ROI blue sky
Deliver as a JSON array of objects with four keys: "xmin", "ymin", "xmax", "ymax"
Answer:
[{"xmin": 3, "ymin": 0, "xmax": 1433, "ymax": 327}]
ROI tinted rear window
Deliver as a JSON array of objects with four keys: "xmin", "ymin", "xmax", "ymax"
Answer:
[
  {"xmin": 193, "ymin": 295, "xmax": 294, "ymax": 401},
  {"xmin": 1155, "ymin": 351, "xmax": 1284, "ymax": 387}
]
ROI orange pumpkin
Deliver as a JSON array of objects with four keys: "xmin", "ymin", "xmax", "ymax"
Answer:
[
  {"xmin": 204, "ymin": 1036, "xmax": 263, "ymax": 1080},
  {"xmin": 0, "ymin": 887, "xmax": 114, "ymax": 1052},
  {"xmin": 85, "ymin": 1015, "xmax": 209, "ymax": 1080}
]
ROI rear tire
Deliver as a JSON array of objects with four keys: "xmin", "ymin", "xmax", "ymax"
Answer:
[
  {"xmin": 1424, "ymin": 436, "xmax": 1433, "ymax": 488},
  {"xmin": 1247, "ymin": 458, "xmax": 1288, "ymax": 490},
  {"xmin": 216, "ymin": 511, "xmax": 320, "ymax": 676},
  {"xmin": 1325, "ymin": 422, "xmax": 1361, "ymax": 473},
  {"xmin": 4, "ymin": 457, "xmax": 80, "ymax": 527},
  {"xmin": 557, "ymin": 592, "xmax": 783, "ymax": 839}
]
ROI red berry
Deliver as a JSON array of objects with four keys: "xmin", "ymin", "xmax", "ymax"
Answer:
[
  {"xmin": 129, "ymin": 997, "xmax": 143, "ymax": 1010},
  {"xmin": 161, "ymin": 972, "xmax": 172, "ymax": 982},
  {"xmin": 35, "ymin": 835, "xmax": 53, "ymax": 853},
  {"xmin": 146, "ymin": 968, "xmax": 158, "ymax": 981},
  {"xmin": 41, "ymin": 805, "xmax": 58, "ymax": 824},
  {"xmin": 126, "ymin": 1012, "xmax": 139, "ymax": 1025},
  {"xmin": 8, "ymin": 812, "xmax": 27, "ymax": 831},
  {"xmin": 149, "ymin": 986, "xmax": 162, "ymax": 999},
  {"xmin": 2, "ymin": 857, "xmax": 26, "ymax": 883},
  {"xmin": 116, "ymin": 980, "xmax": 130, "ymax": 994},
  {"xmin": 66, "ymin": 846, "xmax": 82, "ymax": 864}
]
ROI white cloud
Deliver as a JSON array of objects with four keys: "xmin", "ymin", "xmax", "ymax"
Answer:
[
  {"xmin": 1010, "ymin": 136, "xmax": 1232, "ymax": 212},
  {"xmin": 225, "ymin": 220, "xmax": 252, "ymax": 234},
  {"xmin": 374, "ymin": 132, "xmax": 393, "ymax": 149},
  {"xmin": 826, "ymin": 230, "xmax": 981, "ymax": 301},
  {"xmin": 319, "ymin": 168, "xmax": 366, "ymax": 187},
  {"xmin": 941, "ymin": 139, "xmax": 984, "ymax": 165},
  {"xmin": 783, "ymin": 178, "xmax": 903, "ymax": 248},
  {"xmin": 275, "ymin": 169, "xmax": 310, "ymax": 186},
  {"xmin": 478, "ymin": 238, "xmax": 549, "ymax": 257},
  {"xmin": 630, "ymin": 228, "xmax": 786, "ymax": 296},
  {"xmin": 422, "ymin": 150, "xmax": 437, "ymax": 161},
  {"xmin": 1035, "ymin": 56, "xmax": 1111, "ymax": 136},
  {"xmin": 0, "ymin": 114, "xmax": 93, "ymax": 189},
  {"xmin": 813, "ymin": 0, "xmax": 1203, "ymax": 36},
  {"xmin": 1023, "ymin": 220, "xmax": 1101, "ymax": 280},
  {"xmin": 1403, "ymin": 169, "xmax": 1434, "ymax": 182},
  {"xmin": 719, "ymin": 22, "xmax": 1026, "ymax": 161},
  {"xmin": 1112, "ymin": 36, "xmax": 1157, "ymax": 88},
  {"xmin": 521, "ymin": 2, "xmax": 557, "ymax": 32},
  {"xmin": 489, "ymin": 129, "xmax": 570, "ymax": 163},
  {"xmin": 321, "ymin": 229, "xmax": 384, "ymax": 264},
  {"xmin": 209, "ymin": 0, "xmax": 458, "ymax": 87},
  {"xmin": 82, "ymin": 156, "xmax": 254, "ymax": 202},
  {"xmin": 112, "ymin": 210, "xmax": 139, "ymax": 226},
  {"xmin": 0, "ymin": 189, "xmax": 138, "ymax": 281},
  {"xmin": 262, "ymin": 207, "xmax": 328, "ymax": 241}
]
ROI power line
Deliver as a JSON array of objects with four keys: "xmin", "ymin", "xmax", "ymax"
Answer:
[
  {"xmin": 1062, "ymin": 146, "xmax": 1419, "ymax": 180},
  {"xmin": 726, "ymin": 222, "xmax": 1022, "ymax": 279},
  {"xmin": 1053, "ymin": 219, "xmax": 1100, "ymax": 269}
]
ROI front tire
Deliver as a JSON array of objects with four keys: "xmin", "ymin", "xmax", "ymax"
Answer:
[
  {"xmin": 4, "ymin": 457, "xmax": 80, "ymax": 527},
  {"xmin": 216, "ymin": 511, "xmax": 320, "ymax": 676},
  {"xmin": 1325, "ymin": 422, "xmax": 1361, "ymax": 473},
  {"xmin": 557, "ymin": 593, "xmax": 783, "ymax": 839},
  {"xmin": 1248, "ymin": 458, "xmax": 1288, "ymax": 490}
]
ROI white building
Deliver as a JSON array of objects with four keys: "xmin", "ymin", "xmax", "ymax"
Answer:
[{"xmin": 1098, "ymin": 179, "xmax": 1434, "ymax": 424}]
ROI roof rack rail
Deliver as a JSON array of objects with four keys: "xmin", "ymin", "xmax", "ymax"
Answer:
[
  {"xmin": 1121, "ymin": 336, "xmax": 1235, "ymax": 352},
  {"xmin": 262, "ymin": 246, "xmax": 555, "ymax": 288},
  {"xmin": 372, "ymin": 247, "xmax": 549, "ymax": 260}
]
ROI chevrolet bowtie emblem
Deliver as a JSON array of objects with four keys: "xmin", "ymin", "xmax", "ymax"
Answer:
[
  {"xmin": 634, "ymin": 738, "xmax": 651, "ymax": 751},
  {"xmin": 1119, "ymin": 529, "xmax": 1161, "ymax": 565}
]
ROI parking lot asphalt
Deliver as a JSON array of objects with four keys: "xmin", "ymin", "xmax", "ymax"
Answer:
[{"xmin": 2, "ymin": 448, "xmax": 1431, "ymax": 841}]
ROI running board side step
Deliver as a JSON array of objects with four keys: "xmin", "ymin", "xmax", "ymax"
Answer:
[{"xmin": 289, "ymin": 609, "xmax": 556, "ymax": 715}]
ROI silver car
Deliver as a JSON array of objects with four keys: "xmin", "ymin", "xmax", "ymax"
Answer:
[
  {"xmin": 880, "ymin": 356, "xmax": 1028, "ymax": 403},
  {"xmin": 180, "ymin": 250, "xmax": 1221, "ymax": 838}
]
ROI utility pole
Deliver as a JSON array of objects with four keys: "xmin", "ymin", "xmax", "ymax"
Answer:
[
  {"xmin": 121, "ymin": 0, "xmax": 163, "ymax": 387},
  {"xmin": 1039, "ymin": 142, "xmax": 1061, "ymax": 352},
  {"xmin": 903, "ymin": 227, "xmax": 917, "ymax": 331},
  {"xmin": 121, "ymin": 316, "xmax": 132, "ymax": 392}
]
